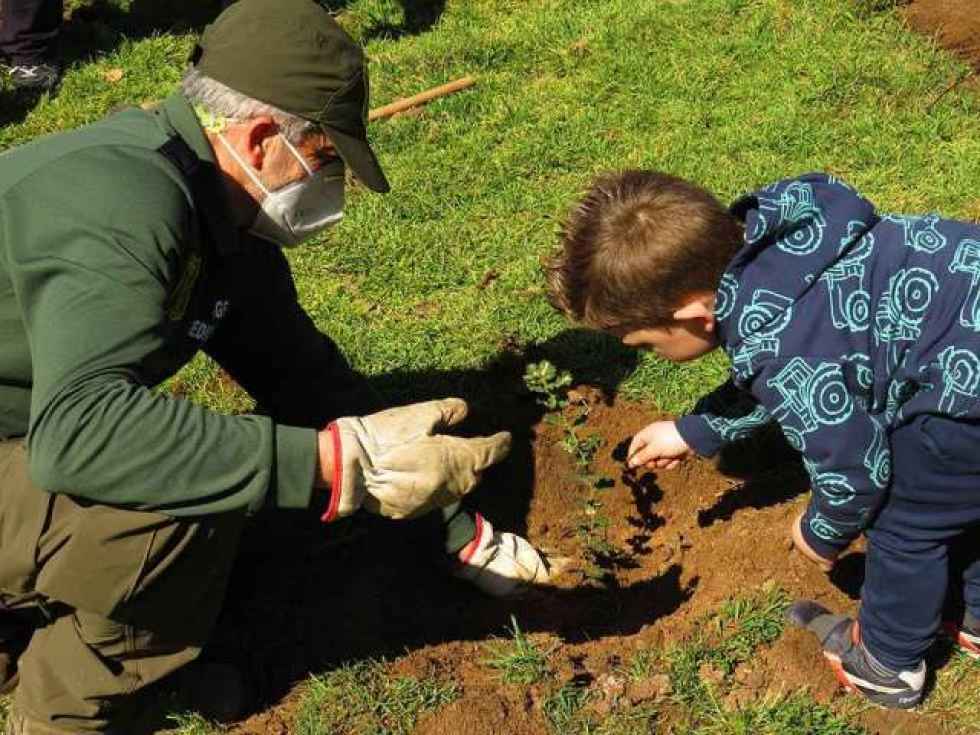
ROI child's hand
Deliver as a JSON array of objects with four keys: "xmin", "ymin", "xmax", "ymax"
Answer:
[
  {"xmin": 790, "ymin": 512, "xmax": 837, "ymax": 572},
  {"xmin": 627, "ymin": 420, "xmax": 693, "ymax": 471}
]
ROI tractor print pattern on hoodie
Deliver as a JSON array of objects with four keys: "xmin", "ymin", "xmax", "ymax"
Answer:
[{"xmin": 675, "ymin": 173, "xmax": 980, "ymax": 558}]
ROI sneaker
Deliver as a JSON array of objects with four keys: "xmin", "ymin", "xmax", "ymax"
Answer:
[
  {"xmin": 7, "ymin": 63, "xmax": 61, "ymax": 92},
  {"xmin": 787, "ymin": 600, "xmax": 925, "ymax": 709},
  {"xmin": 942, "ymin": 616, "xmax": 980, "ymax": 659}
]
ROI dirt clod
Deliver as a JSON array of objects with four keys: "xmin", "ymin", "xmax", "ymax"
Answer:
[
  {"xmin": 592, "ymin": 673, "xmax": 627, "ymax": 715},
  {"xmin": 626, "ymin": 674, "xmax": 672, "ymax": 705}
]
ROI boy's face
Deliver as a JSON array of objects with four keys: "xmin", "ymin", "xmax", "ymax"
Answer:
[
  {"xmin": 620, "ymin": 291, "xmax": 719, "ymax": 362},
  {"xmin": 621, "ymin": 325, "xmax": 717, "ymax": 362}
]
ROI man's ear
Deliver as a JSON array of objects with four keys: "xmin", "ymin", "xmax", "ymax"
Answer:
[
  {"xmin": 241, "ymin": 116, "xmax": 279, "ymax": 170},
  {"xmin": 672, "ymin": 292, "xmax": 717, "ymax": 332}
]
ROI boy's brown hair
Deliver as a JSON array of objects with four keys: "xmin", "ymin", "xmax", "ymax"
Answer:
[{"xmin": 546, "ymin": 170, "xmax": 743, "ymax": 334}]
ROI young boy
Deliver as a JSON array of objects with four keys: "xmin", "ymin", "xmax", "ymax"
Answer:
[{"xmin": 546, "ymin": 170, "xmax": 980, "ymax": 709}]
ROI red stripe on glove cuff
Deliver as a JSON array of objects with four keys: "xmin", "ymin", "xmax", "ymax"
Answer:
[
  {"xmin": 321, "ymin": 422, "xmax": 343, "ymax": 523},
  {"xmin": 458, "ymin": 513, "xmax": 485, "ymax": 563}
]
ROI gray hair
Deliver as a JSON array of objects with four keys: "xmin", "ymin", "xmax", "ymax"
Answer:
[{"xmin": 180, "ymin": 67, "xmax": 316, "ymax": 144}]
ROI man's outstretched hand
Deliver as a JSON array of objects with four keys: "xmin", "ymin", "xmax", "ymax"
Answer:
[{"xmin": 318, "ymin": 398, "xmax": 512, "ymax": 521}]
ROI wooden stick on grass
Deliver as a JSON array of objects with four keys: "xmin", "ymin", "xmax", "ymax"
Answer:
[{"xmin": 368, "ymin": 76, "xmax": 476, "ymax": 122}]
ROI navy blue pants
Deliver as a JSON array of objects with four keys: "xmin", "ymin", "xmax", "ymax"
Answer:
[{"xmin": 859, "ymin": 414, "xmax": 980, "ymax": 671}]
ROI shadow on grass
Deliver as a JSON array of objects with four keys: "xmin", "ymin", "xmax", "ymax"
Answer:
[
  {"xmin": 1, "ymin": 0, "xmax": 227, "ymax": 126},
  {"xmin": 2, "ymin": 0, "xmax": 449, "ymax": 126},
  {"xmin": 60, "ymin": 0, "xmax": 224, "ymax": 66},
  {"xmin": 59, "ymin": 0, "xmax": 449, "ymax": 67},
  {"xmin": 360, "ymin": 0, "xmax": 447, "ymax": 41}
]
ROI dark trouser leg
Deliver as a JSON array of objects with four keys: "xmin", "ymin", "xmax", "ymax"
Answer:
[
  {"xmin": 0, "ymin": 440, "xmax": 245, "ymax": 733},
  {"xmin": 861, "ymin": 527, "xmax": 947, "ymax": 670},
  {"xmin": 962, "ymin": 548, "xmax": 980, "ymax": 627},
  {"xmin": 859, "ymin": 415, "xmax": 980, "ymax": 671},
  {"xmin": 0, "ymin": 0, "xmax": 63, "ymax": 65}
]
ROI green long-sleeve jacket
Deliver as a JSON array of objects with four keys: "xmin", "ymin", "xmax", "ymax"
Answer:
[{"xmin": 0, "ymin": 92, "xmax": 376, "ymax": 517}]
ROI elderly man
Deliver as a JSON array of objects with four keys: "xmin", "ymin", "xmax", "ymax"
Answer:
[{"xmin": 0, "ymin": 1, "xmax": 553, "ymax": 731}]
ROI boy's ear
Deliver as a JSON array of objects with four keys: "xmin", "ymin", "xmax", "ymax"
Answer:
[{"xmin": 672, "ymin": 293, "xmax": 717, "ymax": 331}]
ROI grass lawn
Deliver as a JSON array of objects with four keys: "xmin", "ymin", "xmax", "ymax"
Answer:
[{"xmin": 3, "ymin": 0, "xmax": 980, "ymax": 732}]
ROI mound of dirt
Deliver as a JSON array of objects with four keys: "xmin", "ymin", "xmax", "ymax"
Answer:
[
  {"xmin": 905, "ymin": 0, "xmax": 980, "ymax": 71},
  {"xmin": 221, "ymin": 387, "xmax": 958, "ymax": 735}
]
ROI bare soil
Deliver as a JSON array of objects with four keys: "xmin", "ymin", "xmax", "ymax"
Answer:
[
  {"xmin": 905, "ymin": 0, "xmax": 980, "ymax": 71},
  {"xmin": 207, "ymin": 385, "xmax": 964, "ymax": 734}
]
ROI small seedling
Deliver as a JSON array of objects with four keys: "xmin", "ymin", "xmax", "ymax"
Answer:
[
  {"xmin": 524, "ymin": 360, "xmax": 630, "ymax": 583},
  {"xmin": 482, "ymin": 615, "xmax": 557, "ymax": 685},
  {"xmin": 524, "ymin": 360, "xmax": 573, "ymax": 411}
]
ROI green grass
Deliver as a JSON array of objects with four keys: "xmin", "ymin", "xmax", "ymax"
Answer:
[
  {"xmin": 482, "ymin": 615, "xmax": 558, "ymax": 685},
  {"xmin": 669, "ymin": 585, "xmax": 791, "ymax": 706},
  {"xmin": 664, "ymin": 585, "xmax": 863, "ymax": 735},
  {"xmin": 922, "ymin": 648, "xmax": 980, "ymax": 734},
  {"xmin": 687, "ymin": 692, "xmax": 866, "ymax": 735},
  {"xmin": 161, "ymin": 712, "xmax": 223, "ymax": 735},
  {"xmin": 543, "ymin": 682, "xmax": 594, "ymax": 732},
  {"xmin": 291, "ymin": 659, "xmax": 458, "ymax": 735}
]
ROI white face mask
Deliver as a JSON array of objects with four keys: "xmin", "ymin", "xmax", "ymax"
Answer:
[{"xmin": 218, "ymin": 132, "xmax": 345, "ymax": 247}]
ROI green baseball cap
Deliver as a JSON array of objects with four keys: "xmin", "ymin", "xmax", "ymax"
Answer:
[{"xmin": 192, "ymin": 0, "xmax": 390, "ymax": 193}]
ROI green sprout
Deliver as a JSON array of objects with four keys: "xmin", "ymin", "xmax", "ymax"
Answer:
[
  {"xmin": 524, "ymin": 360, "xmax": 573, "ymax": 411},
  {"xmin": 524, "ymin": 360, "xmax": 629, "ymax": 584}
]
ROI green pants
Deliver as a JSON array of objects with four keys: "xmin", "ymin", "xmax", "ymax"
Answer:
[
  {"xmin": 0, "ymin": 439, "xmax": 477, "ymax": 733},
  {"xmin": 0, "ymin": 440, "xmax": 245, "ymax": 733}
]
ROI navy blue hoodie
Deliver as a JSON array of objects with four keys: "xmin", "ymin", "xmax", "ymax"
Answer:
[{"xmin": 676, "ymin": 173, "xmax": 980, "ymax": 558}]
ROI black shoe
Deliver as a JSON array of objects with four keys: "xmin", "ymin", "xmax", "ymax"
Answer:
[
  {"xmin": 787, "ymin": 600, "xmax": 925, "ymax": 710},
  {"xmin": 7, "ymin": 63, "xmax": 61, "ymax": 91}
]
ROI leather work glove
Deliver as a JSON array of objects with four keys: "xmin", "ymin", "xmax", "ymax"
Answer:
[
  {"xmin": 320, "ymin": 398, "xmax": 511, "ymax": 521},
  {"xmin": 790, "ymin": 511, "xmax": 837, "ymax": 572},
  {"xmin": 453, "ymin": 514, "xmax": 568, "ymax": 597}
]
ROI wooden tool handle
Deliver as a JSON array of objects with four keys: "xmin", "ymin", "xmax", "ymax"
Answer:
[{"xmin": 368, "ymin": 76, "xmax": 476, "ymax": 122}]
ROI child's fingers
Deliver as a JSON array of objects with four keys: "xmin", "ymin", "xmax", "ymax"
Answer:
[
  {"xmin": 628, "ymin": 442, "xmax": 657, "ymax": 468},
  {"xmin": 626, "ymin": 435, "xmax": 647, "ymax": 466},
  {"xmin": 665, "ymin": 459, "xmax": 680, "ymax": 470}
]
